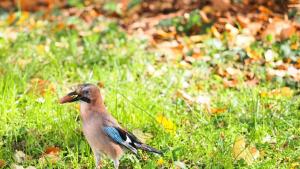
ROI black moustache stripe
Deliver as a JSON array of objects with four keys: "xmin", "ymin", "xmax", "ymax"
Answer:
[{"xmin": 80, "ymin": 97, "xmax": 91, "ymax": 103}]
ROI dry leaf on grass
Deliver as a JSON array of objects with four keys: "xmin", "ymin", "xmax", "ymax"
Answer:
[
  {"xmin": 174, "ymin": 161, "xmax": 187, "ymax": 169},
  {"xmin": 39, "ymin": 146, "xmax": 60, "ymax": 164},
  {"xmin": 156, "ymin": 114, "xmax": 176, "ymax": 133},
  {"xmin": 11, "ymin": 164, "xmax": 36, "ymax": 169},
  {"xmin": 29, "ymin": 78, "xmax": 56, "ymax": 96},
  {"xmin": 0, "ymin": 159, "xmax": 6, "ymax": 168},
  {"xmin": 14, "ymin": 151, "xmax": 26, "ymax": 163},
  {"xmin": 210, "ymin": 107, "xmax": 227, "ymax": 115},
  {"xmin": 233, "ymin": 136, "xmax": 260, "ymax": 165},
  {"xmin": 260, "ymin": 87, "xmax": 294, "ymax": 98},
  {"xmin": 176, "ymin": 90, "xmax": 211, "ymax": 107},
  {"xmin": 156, "ymin": 157, "xmax": 164, "ymax": 166}
]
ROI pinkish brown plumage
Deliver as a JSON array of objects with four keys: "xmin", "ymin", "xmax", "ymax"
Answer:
[{"xmin": 60, "ymin": 84, "xmax": 162, "ymax": 169}]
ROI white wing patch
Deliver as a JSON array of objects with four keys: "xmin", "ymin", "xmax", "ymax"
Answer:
[{"xmin": 125, "ymin": 135, "xmax": 132, "ymax": 144}]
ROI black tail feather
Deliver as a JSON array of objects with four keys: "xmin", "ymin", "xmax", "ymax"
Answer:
[{"xmin": 135, "ymin": 143, "xmax": 163, "ymax": 155}]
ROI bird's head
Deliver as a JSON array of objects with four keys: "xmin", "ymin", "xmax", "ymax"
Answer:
[{"xmin": 59, "ymin": 84, "xmax": 101, "ymax": 104}]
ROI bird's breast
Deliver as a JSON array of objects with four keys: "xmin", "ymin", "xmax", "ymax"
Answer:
[{"xmin": 81, "ymin": 117, "xmax": 124, "ymax": 159}]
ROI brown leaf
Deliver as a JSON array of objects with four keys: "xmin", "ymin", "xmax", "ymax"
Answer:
[
  {"xmin": 261, "ymin": 19, "xmax": 294, "ymax": 41},
  {"xmin": 175, "ymin": 90, "xmax": 194, "ymax": 104},
  {"xmin": 152, "ymin": 30, "xmax": 176, "ymax": 41},
  {"xmin": 223, "ymin": 79, "xmax": 238, "ymax": 88},
  {"xmin": 39, "ymin": 146, "xmax": 60, "ymax": 164},
  {"xmin": 212, "ymin": 0, "xmax": 231, "ymax": 12},
  {"xmin": 199, "ymin": 10, "xmax": 210, "ymax": 23},
  {"xmin": 0, "ymin": 0, "xmax": 14, "ymax": 10},
  {"xmin": 210, "ymin": 108, "xmax": 226, "ymax": 115},
  {"xmin": 29, "ymin": 78, "xmax": 56, "ymax": 96},
  {"xmin": 44, "ymin": 146, "xmax": 60, "ymax": 155},
  {"xmin": 97, "ymin": 82, "xmax": 105, "ymax": 88},
  {"xmin": 0, "ymin": 159, "xmax": 6, "ymax": 168},
  {"xmin": 245, "ymin": 78, "xmax": 259, "ymax": 87},
  {"xmin": 280, "ymin": 25, "xmax": 296, "ymax": 40}
]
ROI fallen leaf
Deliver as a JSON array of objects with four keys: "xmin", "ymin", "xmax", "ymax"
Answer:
[
  {"xmin": 176, "ymin": 90, "xmax": 211, "ymax": 107},
  {"xmin": 29, "ymin": 78, "xmax": 56, "ymax": 96},
  {"xmin": 39, "ymin": 146, "xmax": 60, "ymax": 164},
  {"xmin": 211, "ymin": 26, "xmax": 221, "ymax": 39},
  {"xmin": 235, "ymin": 35, "xmax": 255, "ymax": 49},
  {"xmin": 44, "ymin": 147, "xmax": 60, "ymax": 155},
  {"xmin": 212, "ymin": 0, "xmax": 231, "ymax": 12},
  {"xmin": 264, "ymin": 49, "xmax": 276, "ymax": 62},
  {"xmin": 174, "ymin": 161, "xmax": 187, "ymax": 169},
  {"xmin": 11, "ymin": 164, "xmax": 24, "ymax": 169},
  {"xmin": 25, "ymin": 167, "xmax": 36, "ymax": 169},
  {"xmin": 246, "ymin": 47, "xmax": 262, "ymax": 60},
  {"xmin": 261, "ymin": 19, "xmax": 294, "ymax": 41},
  {"xmin": 232, "ymin": 136, "xmax": 260, "ymax": 165},
  {"xmin": 0, "ymin": 159, "xmax": 6, "ymax": 168},
  {"xmin": 261, "ymin": 87, "xmax": 294, "ymax": 98},
  {"xmin": 245, "ymin": 78, "xmax": 259, "ymax": 87},
  {"xmin": 262, "ymin": 134, "xmax": 277, "ymax": 144},
  {"xmin": 14, "ymin": 150, "xmax": 26, "ymax": 163},
  {"xmin": 225, "ymin": 23, "xmax": 239, "ymax": 36},
  {"xmin": 210, "ymin": 108, "xmax": 226, "ymax": 115},
  {"xmin": 175, "ymin": 90, "xmax": 194, "ymax": 104},
  {"xmin": 156, "ymin": 114, "xmax": 176, "ymax": 133},
  {"xmin": 156, "ymin": 157, "xmax": 164, "ymax": 166},
  {"xmin": 223, "ymin": 79, "xmax": 238, "ymax": 88},
  {"xmin": 97, "ymin": 82, "xmax": 105, "ymax": 88},
  {"xmin": 11, "ymin": 164, "xmax": 36, "ymax": 169}
]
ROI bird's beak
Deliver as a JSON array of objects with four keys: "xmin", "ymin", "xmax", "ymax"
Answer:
[{"xmin": 59, "ymin": 91, "xmax": 80, "ymax": 104}]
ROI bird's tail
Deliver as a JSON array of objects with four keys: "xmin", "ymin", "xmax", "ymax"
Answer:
[{"xmin": 134, "ymin": 143, "xmax": 163, "ymax": 155}]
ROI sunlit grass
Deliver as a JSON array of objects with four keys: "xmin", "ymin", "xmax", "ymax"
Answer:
[{"xmin": 0, "ymin": 15, "xmax": 299, "ymax": 169}]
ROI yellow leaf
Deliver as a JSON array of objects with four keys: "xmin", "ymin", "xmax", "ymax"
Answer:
[
  {"xmin": 246, "ymin": 47, "xmax": 262, "ymax": 60},
  {"xmin": 290, "ymin": 162, "xmax": 299, "ymax": 169},
  {"xmin": 156, "ymin": 157, "xmax": 164, "ymax": 166},
  {"xmin": 261, "ymin": 87, "xmax": 294, "ymax": 98},
  {"xmin": 211, "ymin": 26, "xmax": 221, "ymax": 39},
  {"xmin": 156, "ymin": 114, "xmax": 176, "ymax": 133},
  {"xmin": 36, "ymin": 44, "xmax": 45, "ymax": 56},
  {"xmin": 17, "ymin": 12, "xmax": 30, "ymax": 25},
  {"xmin": 233, "ymin": 136, "xmax": 246, "ymax": 159},
  {"xmin": 232, "ymin": 136, "xmax": 260, "ymax": 165},
  {"xmin": 276, "ymin": 87, "xmax": 293, "ymax": 97},
  {"xmin": 290, "ymin": 42, "xmax": 299, "ymax": 50}
]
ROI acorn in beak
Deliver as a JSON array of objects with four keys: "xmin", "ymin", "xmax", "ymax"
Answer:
[{"xmin": 59, "ymin": 91, "xmax": 80, "ymax": 104}]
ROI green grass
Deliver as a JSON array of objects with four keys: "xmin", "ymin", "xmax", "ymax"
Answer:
[{"xmin": 0, "ymin": 13, "xmax": 299, "ymax": 169}]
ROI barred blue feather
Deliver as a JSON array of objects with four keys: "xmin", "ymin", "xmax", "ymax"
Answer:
[{"xmin": 103, "ymin": 126, "xmax": 162, "ymax": 155}]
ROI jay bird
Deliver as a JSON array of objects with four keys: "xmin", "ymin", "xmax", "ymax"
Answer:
[{"xmin": 59, "ymin": 84, "xmax": 162, "ymax": 169}]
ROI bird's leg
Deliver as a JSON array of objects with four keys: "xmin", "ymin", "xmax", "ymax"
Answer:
[
  {"xmin": 113, "ymin": 159, "xmax": 119, "ymax": 169},
  {"xmin": 94, "ymin": 152, "xmax": 101, "ymax": 169}
]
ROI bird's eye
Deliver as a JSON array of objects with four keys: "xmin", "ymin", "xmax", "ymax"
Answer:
[{"xmin": 83, "ymin": 90, "xmax": 89, "ymax": 95}]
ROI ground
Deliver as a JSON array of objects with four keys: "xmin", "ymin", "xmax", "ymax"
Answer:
[{"xmin": 0, "ymin": 9, "xmax": 299, "ymax": 169}]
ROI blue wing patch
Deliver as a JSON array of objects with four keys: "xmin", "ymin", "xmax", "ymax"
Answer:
[
  {"xmin": 103, "ymin": 126, "xmax": 138, "ymax": 154},
  {"xmin": 103, "ymin": 127, "xmax": 124, "ymax": 144}
]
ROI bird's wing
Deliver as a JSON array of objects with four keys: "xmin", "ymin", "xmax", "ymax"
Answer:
[
  {"xmin": 103, "ymin": 126, "xmax": 163, "ymax": 155},
  {"xmin": 103, "ymin": 126, "xmax": 139, "ymax": 154}
]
